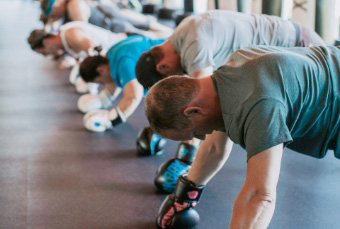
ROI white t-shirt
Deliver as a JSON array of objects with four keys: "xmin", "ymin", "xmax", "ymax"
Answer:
[{"xmin": 59, "ymin": 21, "xmax": 126, "ymax": 58}]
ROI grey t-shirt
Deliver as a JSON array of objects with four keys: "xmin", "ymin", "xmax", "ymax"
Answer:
[
  {"xmin": 212, "ymin": 46, "xmax": 340, "ymax": 160},
  {"xmin": 168, "ymin": 10, "xmax": 297, "ymax": 75}
]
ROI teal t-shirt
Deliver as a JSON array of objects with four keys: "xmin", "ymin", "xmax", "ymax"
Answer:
[
  {"xmin": 212, "ymin": 46, "xmax": 339, "ymax": 160},
  {"xmin": 106, "ymin": 36, "xmax": 166, "ymax": 89}
]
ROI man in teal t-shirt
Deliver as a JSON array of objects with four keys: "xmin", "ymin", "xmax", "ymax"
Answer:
[
  {"xmin": 134, "ymin": 9, "xmax": 326, "ymax": 195},
  {"xmin": 144, "ymin": 45, "xmax": 339, "ymax": 229},
  {"xmin": 77, "ymin": 36, "xmax": 166, "ymax": 132}
]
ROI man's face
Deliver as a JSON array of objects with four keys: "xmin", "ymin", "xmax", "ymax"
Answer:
[
  {"xmin": 93, "ymin": 65, "xmax": 112, "ymax": 84},
  {"xmin": 151, "ymin": 46, "xmax": 184, "ymax": 76},
  {"xmin": 34, "ymin": 47, "xmax": 45, "ymax": 55},
  {"xmin": 159, "ymin": 120, "xmax": 214, "ymax": 141},
  {"xmin": 36, "ymin": 37, "xmax": 59, "ymax": 56}
]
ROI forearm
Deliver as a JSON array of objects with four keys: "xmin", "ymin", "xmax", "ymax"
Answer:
[
  {"xmin": 230, "ymin": 188, "xmax": 276, "ymax": 229},
  {"xmin": 187, "ymin": 131, "xmax": 233, "ymax": 185},
  {"xmin": 230, "ymin": 144, "xmax": 283, "ymax": 229},
  {"xmin": 106, "ymin": 83, "xmax": 122, "ymax": 99},
  {"xmin": 118, "ymin": 93, "xmax": 143, "ymax": 118},
  {"xmin": 117, "ymin": 80, "xmax": 144, "ymax": 118}
]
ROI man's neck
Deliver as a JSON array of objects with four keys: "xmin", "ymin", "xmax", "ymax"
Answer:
[
  {"xmin": 163, "ymin": 41, "xmax": 178, "ymax": 57},
  {"xmin": 197, "ymin": 77, "xmax": 224, "ymax": 130},
  {"xmin": 162, "ymin": 41, "xmax": 184, "ymax": 75},
  {"xmin": 197, "ymin": 77, "xmax": 215, "ymax": 99}
]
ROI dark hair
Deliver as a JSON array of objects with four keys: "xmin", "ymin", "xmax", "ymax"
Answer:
[
  {"xmin": 40, "ymin": 0, "xmax": 50, "ymax": 12},
  {"xmin": 27, "ymin": 29, "xmax": 52, "ymax": 50},
  {"xmin": 145, "ymin": 76, "xmax": 198, "ymax": 133},
  {"xmin": 135, "ymin": 51, "xmax": 164, "ymax": 89},
  {"xmin": 79, "ymin": 55, "xmax": 109, "ymax": 82}
]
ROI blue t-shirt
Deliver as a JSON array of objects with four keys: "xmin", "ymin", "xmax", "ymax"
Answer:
[
  {"xmin": 212, "ymin": 46, "xmax": 339, "ymax": 160},
  {"xmin": 106, "ymin": 36, "xmax": 166, "ymax": 89}
]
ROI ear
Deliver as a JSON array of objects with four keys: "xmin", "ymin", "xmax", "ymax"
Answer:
[
  {"xmin": 156, "ymin": 63, "xmax": 169, "ymax": 74},
  {"xmin": 183, "ymin": 106, "xmax": 204, "ymax": 117}
]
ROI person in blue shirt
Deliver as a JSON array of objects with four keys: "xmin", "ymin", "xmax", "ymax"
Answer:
[{"xmin": 77, "ymin": 36, "xmax": 166, "ymax": 132}]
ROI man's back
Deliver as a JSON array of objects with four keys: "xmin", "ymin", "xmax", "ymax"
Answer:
[
  {"xmin": 213, "ymin": 46, "xmax": 339, "ymax": 159},
  {"xmin": 60, "ymin": 21, "xmax": 126, "ymax": 54},
  {"xmin": 107, "ymin": 36, "xmax": 166, "ymax": 88},
  {"xmin": 169, "ymin": 10, "xmax": 297, "ymax": 75}
]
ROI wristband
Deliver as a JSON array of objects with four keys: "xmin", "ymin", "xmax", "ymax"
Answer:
[
  {"xmin": 173, "ymin": 176, "xmax": 205, "ymax": 203},
  {"xmin": 110, "ymin": 107, "xmax": 127, "ymax": 127}
]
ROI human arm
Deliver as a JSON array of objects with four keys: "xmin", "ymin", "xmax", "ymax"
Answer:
[
  {"xmin": 228, "ymin": 98, "xmax": 289, "ymax": 228},
  {"xmin": 156, "ymin": 131, "xmax": 233, "ymax": 228},
  {"xmin": 82, "ymin": 55, "xmax": 144, "ymax": 132},
  {"xmin": 116, "ymin": 78, "xmax": 144, "ymax": 118},
  {"xmin": 187, "ymin": 131, "xmax": 233, "ymax": 185},
  {"xmin": 77, "ymin": 82, "xmax": 122, "ymax": 113},
  {"xmin": 58, "ymin": 54, "xmax": 77, "ymax": 69},
  {"xmin": 230, "ymin": 143, "xmax": 283, "ymax": 229},
  {"xmin": 82, "ymin": 80, "xmax": 143, "ymax": 132}
]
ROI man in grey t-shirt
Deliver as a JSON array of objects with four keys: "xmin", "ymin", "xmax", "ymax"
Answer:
[
  {"xmin": 136, "ymin": 10, "xmax": 324, "ymax": 87},
  {"xmin": 145, "ymin": 45, "xmax": 339, "ymax": 228}
]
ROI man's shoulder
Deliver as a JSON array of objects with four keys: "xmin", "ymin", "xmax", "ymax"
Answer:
[
  {"xmin": 107, "ymin": 42, "xmax": 140, "ymax": 62},
  {"xmin": 67, "ymin": 0, "xmax": 85, "ymax": 9},
  {"xmin": 63, "ymin": 26, "xmax": 86, "ymax": 42},
  {"xmin": 227, "ymin": 46, "xmax": 306, "ymax": 68}
]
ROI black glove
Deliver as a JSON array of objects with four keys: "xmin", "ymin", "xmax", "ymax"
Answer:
[
  {"xmin": 155, "ymin": 142, "xmax": 197, "ymax": 193},
  {"xmin": 156, "ymin": 176, "xmax": 205, "ymax": 229}
]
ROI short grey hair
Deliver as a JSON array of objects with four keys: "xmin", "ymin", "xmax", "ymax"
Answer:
[{"xmin": 145, "ymin": 76, "xmax": 198, "ymax": 133}]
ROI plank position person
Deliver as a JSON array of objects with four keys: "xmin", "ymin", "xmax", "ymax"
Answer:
[
  {"xmin": 78, "ymin": 35, "xmax": 167, "ymax": 157},
  {"xmin": 27, "ymin": 21, "xmax": 128, "ymax": 93},
  {"xmin": 135, "ymin": 10, "xmax": 325, "ymax": 193},
  {"xmin": 40, "ymin": 0, "xmax": 173, "ymax": 38},
  {"xmin": 28, "ymin": 21, "xmax": 127, "ymax": 63},
  {"xmin": 144, "ymin": 45, "xmax": 339, "ymax": 229}
]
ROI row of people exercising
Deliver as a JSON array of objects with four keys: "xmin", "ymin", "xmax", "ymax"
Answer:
[{"xmin": 29, "ymin": 8, "xmax": 327, "ymax": 229}]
